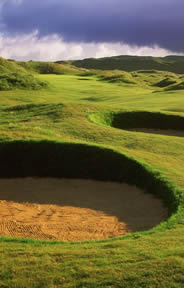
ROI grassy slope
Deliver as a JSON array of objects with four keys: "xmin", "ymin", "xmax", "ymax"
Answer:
[
  {"xmin": 0, "ymin": 62, "xmax": 184, "ymax": 287},
  {"xmin": 18, "ymin": 60, "xmax": 85, "ymax": 75},
  {"xmin": 0, "ymin": 57, "xmax": 48, "ymax": 91},
  {"xmin": 69, "ymin": 55, "xmax": 184, "ymax": 73}
]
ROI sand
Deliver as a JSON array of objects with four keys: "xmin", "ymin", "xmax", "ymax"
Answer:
[
  {"xmin": 127, "ymin": 128, "xmax": 184, "ymax": 137},
  {"xmin": 0, "ymin": 178, "xmax": 168, "ymax": 241}
]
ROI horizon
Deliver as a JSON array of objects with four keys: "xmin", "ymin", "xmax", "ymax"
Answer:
[{"xmin": 2, "ymin": 53, "xmax": 184, "ymax": 63}]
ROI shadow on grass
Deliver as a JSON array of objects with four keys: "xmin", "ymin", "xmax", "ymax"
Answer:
[{"xmin": 90, "ymin": 111, "xmax": 184, "ymax": 137}]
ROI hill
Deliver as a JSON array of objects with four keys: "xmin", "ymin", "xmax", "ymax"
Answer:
[
  {"xmin": 0, "ymin": 57, "xmax": 50, "ymax": 90},
  {"xmin": 0, "ymin": 57, "xmax": 27, "ymax": 74},
  {"xmin": 0, "ymin": 72, "xmax": 48, "ymax": 90},
  {"xmin": 18, "ymin": 60, "xmax": 85, "ymax": 75},
  {"xmin": 62, "ymin": 55, "xmax": 184, "ymax": 74}
]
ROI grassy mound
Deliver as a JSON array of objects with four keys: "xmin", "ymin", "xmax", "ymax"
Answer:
[
  {"xmin": 0, "ymin": 57, "xmax": 27, "ymax": 74},
  {"xmin": 19, "ymin": 61, "xmax": 85, "ymax": 75},
  {"xmin": 153, "ymin": 77, "xmax": 177, "ymax": 88},
  {"xmin": 165, "ymin": 81, "xmax": 184, "ymax": 91},
  {"xmin": 0, "ymin": 72, "xmax": 48, "ymax": 90},
  {"xmin": 0, "ymin": 56, "xmax": 85, "ymax": 76},
  {"xmin": 98, "ymin": 71, "xmax": 136, "ymax": 84},
  {"xmin": 94, "ymin": 69, "xmax": 181, "ymax": 91}
]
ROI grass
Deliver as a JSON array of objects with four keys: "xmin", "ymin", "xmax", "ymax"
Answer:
[
  {"xmin": 70, "ymin": 55, "xmax": 184, "ymax": 73},
  {"xmin": 89, "ymin": 110, "xmax": 184, "ymax": 130},
  {"xmin": 0, "ymin": 57, "xmax": 184, "ymax": 287},
  {"xmin": 0, "ymin": 72, "xmax": 48, "ymax": 91}
]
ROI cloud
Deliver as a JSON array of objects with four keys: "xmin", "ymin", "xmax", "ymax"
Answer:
[
  {"xmin": 0, "ymin": 31, "xmax": 182, "ymax": 61},
  {"xmin": 1, "ymin": 0, "xmax": 184, "ymax": 52}
]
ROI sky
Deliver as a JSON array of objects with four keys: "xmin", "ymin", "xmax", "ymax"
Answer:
[{"xmin": 0, "ymin": 0, "xmax": 184, "ymax": 61}]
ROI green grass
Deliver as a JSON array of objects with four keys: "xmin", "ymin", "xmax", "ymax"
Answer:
[
  {"xmin": 18, "ymin": 60, "xmax": 86, "ymax": 75},
  {"xmin": 0, "ymin": 72, "xmax": 48, "ymax": 91},
  {"xmin": 1, "ymin": 58, "xmax": 184, "ymax": 287}
]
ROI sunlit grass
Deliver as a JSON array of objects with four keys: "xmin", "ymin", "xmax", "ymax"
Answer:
[{"xmin": 0, "ymin": 70, "xmax": 184, "ymax": 287}]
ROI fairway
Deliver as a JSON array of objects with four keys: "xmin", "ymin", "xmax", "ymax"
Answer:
[{"xmin": 0, "ymin": 61, "xmax": 184, "ymax": 287}]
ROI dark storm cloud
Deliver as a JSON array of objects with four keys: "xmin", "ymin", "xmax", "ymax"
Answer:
[{"xmin": 1, "ymin": 0, "xmax": 184, "ymax": 52}]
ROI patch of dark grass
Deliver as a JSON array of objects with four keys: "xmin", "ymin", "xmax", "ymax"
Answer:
[
  {"xmin": 4, "ymin": 103, "xmax": 64, "ymax": 113},
  {"xmin": 83, "ymin": 97, "xmax": 104, "ymax": 102},
  {"xmin": 137, "ymin": 70, "xmax": 158, "ymax": 74},
  {"xmin": 78, "ymin": 78, "xmax": 92, "ymax": 81},
  {"xmin": 3, "ymin": 104, "xmax": 64, "ymax": 123},
  {"xmin": 78, "ymin": 72, "xmax": 96, "ymax": 77},
  {"xmin": 165, "ymin": 81, "xmax": 184, "ymax": 91},
  {"xmin": 153, "ymin": 78, "xmax": 177, "ymax": 88}
]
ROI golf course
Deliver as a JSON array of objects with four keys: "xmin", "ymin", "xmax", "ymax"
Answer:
[{"xmin": 0, "ymin": 56, "xmax": 184, "ymax": 287}]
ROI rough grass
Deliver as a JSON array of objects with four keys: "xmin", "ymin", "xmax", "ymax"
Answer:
[
  {"xmin": 18, "ymin": 60, "xmax": 86, "ymax": 75},
  {"xmin": 0, "ymin": 57, "xmax": 27, "ymax": 74},
  {"xmin": 96, "ymin": 70, "xmax": 183, "ymax": 91},
  {"xmin": 0, "ymin": 58, "xmax": 184, "ymax": 287},
  {"xmin": 0, "ymin": 72, "xmax": 48, "ymax": 90}
]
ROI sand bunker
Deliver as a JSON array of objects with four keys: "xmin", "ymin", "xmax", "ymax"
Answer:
[
  {"xmin": 0, "ymin": 178, "xmax": 168, "ymax": 241},
  {"xmin": 127, "ymin": 128, "xmax": 184, "ymax": 137}
]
